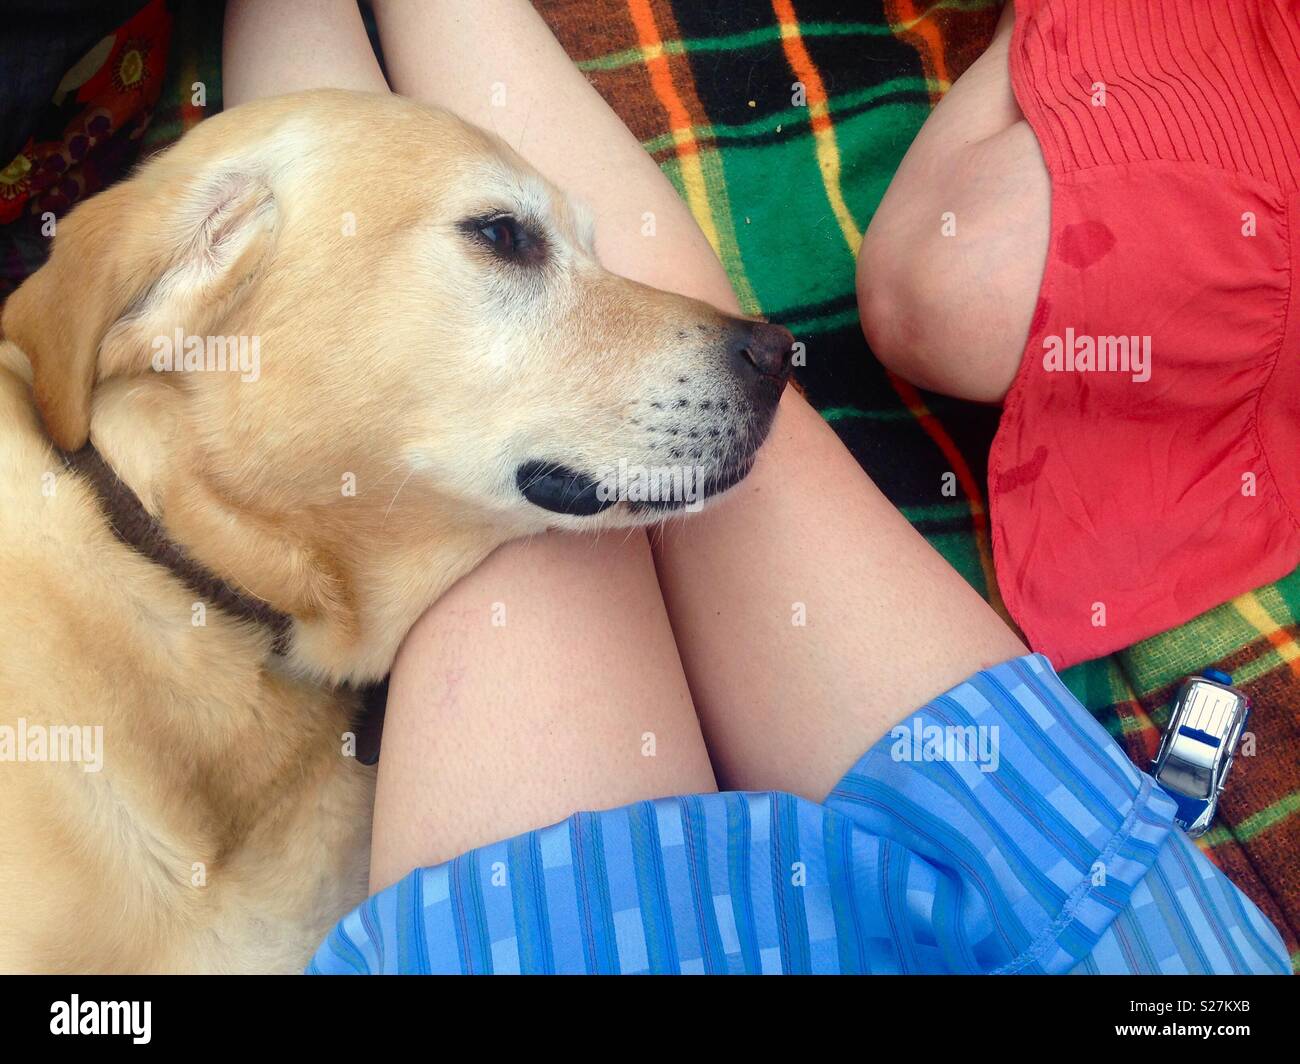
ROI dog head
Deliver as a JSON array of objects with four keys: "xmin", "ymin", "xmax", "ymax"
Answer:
[{"xmin": 1, "ymin": 89, "xmax": 792, "ymax": 681}]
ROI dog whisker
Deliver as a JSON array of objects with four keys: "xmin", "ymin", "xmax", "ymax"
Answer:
[{"xmin": 381, "ymin": 467, "xmax": 418, "ymax": 527}]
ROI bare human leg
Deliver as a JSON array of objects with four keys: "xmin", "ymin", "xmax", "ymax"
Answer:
[
  {"xmin": 857, "ymin": 2, "xmax": 1049, "ymax": 403},
  {"xmin": 373, "ymin": 0, "xmax": 1026, "ymax": 814}
]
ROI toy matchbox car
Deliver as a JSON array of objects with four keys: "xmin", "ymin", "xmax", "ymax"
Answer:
[{"xmin": 1151, "ymin": 670, "xmax": 1250, "ymax": 837}]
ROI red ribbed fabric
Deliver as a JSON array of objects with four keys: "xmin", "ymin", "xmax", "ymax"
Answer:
[{"xmin": 991, "ymin": 0, "xmax": 1300, "ymax": 667}]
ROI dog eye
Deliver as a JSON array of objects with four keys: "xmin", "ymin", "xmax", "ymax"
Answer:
[
  {"xmin": 461, "ymin": 213, "xmax": 546, "ymax": 265},
  {"xmin": 478, "ymin": 216, "xmax": 520, "ymax": 253}
]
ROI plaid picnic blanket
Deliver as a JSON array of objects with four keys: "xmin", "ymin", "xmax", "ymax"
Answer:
[{"xmin": 2, "ymin": 0, "xmax": 1296, "ymax": 971}]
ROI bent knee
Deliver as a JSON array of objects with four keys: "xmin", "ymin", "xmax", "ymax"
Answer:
[
  {"xmin": 856, "ymin": 219, "xmax": 1023, "ymax": 405},
  {"xmin": 856, "ymin": 124, "xmax": 1049, "ymax": 405},
  {"xmin": 856, "ymin": 224, "xmax": 929, "ymax": 388}
]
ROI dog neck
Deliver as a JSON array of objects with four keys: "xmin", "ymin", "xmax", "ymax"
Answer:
[
  {"xmin": 63, "ymin": 444, "xmax": 295, "ymax": 653},
  {"xmin": 77, "ymin": 377, "xmax": 508, "ymax": 686}
]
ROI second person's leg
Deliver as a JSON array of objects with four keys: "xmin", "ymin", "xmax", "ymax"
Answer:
[{"xmin": 856, "ymin": 1, "xmax": 1048, "ymax": 403}]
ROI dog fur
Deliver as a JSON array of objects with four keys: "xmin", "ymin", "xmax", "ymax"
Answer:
[{"xmin": 0, "ymin": 89, "xmax": 786, "ymax": 973}]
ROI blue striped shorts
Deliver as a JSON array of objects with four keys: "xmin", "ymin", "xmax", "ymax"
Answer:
[{"xmin": 309, "ymin": 654, "xmax": 1288, "ymax": 975}]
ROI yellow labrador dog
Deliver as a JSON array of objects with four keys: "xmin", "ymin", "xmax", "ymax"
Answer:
[{"xmin": 0, "ymin": 90, "xmax": 792, "ymax": 973}]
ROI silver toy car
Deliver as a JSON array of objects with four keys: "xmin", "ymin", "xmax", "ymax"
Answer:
[{"xmin": 1151, "ymin": 669, "xmax": 1250, "ymax": 837}]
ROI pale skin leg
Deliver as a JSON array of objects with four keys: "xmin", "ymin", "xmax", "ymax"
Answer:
[
  {"xmin": 373, "ymin": 0, "xmax": 1024, "ymax": 804},
  {"xmin": 226, "ymin": 0, "xmax": 1027, "ymax": 892},
  {"xmin": 857, "ymin": 2, "xmax": 1049, "ymax": 402},
  {"xmin": 223, "ymin": 0, "xmax": 387, "ymax": 97}
]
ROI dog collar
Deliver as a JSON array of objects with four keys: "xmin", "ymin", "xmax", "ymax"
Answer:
[{"xmin": 62, "ymin": 444, "xmax": 294, "ymax": 655}]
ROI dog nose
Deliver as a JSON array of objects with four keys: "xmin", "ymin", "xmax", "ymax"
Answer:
[{"xmin": 727, "ymin": 320, "xmax": 795, "ymax": 385}]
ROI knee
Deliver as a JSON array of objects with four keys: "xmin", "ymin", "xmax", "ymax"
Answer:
[
  {"xmin": 856, "ymin": 220, "xmax": 950, "ymax": 392},
  {"xmin": 855, "ymin": 217, "xmax": 1018, "ymax": 404}
]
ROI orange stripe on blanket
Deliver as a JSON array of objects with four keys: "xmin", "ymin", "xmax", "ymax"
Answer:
[
  {"xmin": 1232, "ymin": 593, "xmax": 1300, "ymax": 680},
  {"xmin": 770, "ymin": 0, "xmax": 861, "ymax": 253},
  {"xmin": 889, "ymin": 0, "xmax": 953, "ymax": 105},
  {"xmin": 771, "ymin": 0, "xmax": 831, "ymax": 137},
  {"xmin": 626, "ymin": 0, "xmax": 725, "ymax": 256},
  {"xmin": 626, "ymin": 0, "xmax": 697, "ymax": 157}
]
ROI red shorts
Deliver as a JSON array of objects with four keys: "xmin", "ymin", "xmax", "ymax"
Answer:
[{"xmin": 990, "ymin": 0, "xmax": 1300, "ymax": 667}]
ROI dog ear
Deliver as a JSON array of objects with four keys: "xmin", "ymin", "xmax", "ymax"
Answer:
[{"xmin": 1, "ymin": 164, "xmax": 277, "ymax": 451}]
